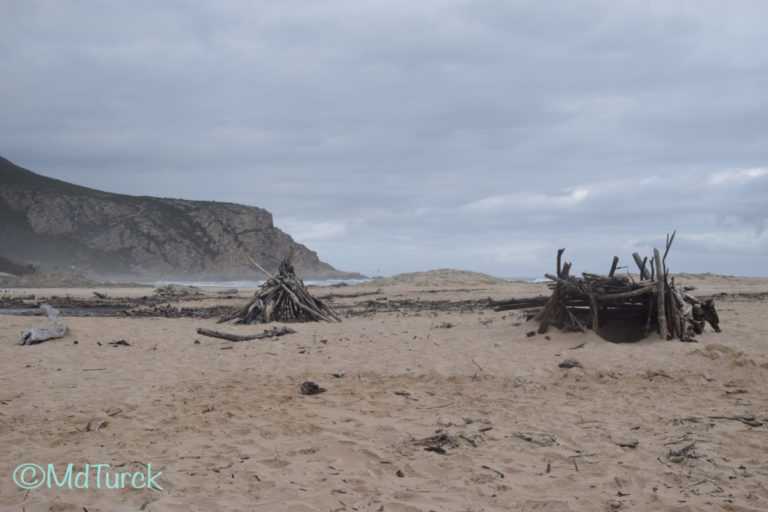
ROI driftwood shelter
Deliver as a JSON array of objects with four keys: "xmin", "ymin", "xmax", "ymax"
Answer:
[
  {"xmin": 222, "ymin": 255, "xmax": 340, "ymax": 324},
  {"xmin": 496, "ymin": 233, "xmax": 720, "ymax": 342}
]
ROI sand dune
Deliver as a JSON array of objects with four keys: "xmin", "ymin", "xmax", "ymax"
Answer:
[{"xmin": 370, "ymin": 269, "xmax": 510, "ymax": 287}]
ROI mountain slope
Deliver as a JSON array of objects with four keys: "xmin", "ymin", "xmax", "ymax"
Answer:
[{"xmin": 0, "ymin": 156, "xmax": 361, "ymax": 280}]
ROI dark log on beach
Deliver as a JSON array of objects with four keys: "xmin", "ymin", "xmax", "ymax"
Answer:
[
  {"xmin": 197, "ymin": 326, "xmax": 295, "ymax": 341},
  {"xmin": 492, "ymin": 296, "xmax": 550, "ymax": 311}
]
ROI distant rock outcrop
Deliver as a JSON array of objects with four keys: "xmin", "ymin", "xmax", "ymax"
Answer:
[{"xmin": 0, "ymin": 156, "xmax": 362, "ymax": 281}]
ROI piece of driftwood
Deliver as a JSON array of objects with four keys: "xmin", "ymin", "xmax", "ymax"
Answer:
[
  {"xmin": 18, "ymin": 304, "xmax": 68, "ymax": 345},
  {"xmin": 654, "ymin": 248, "xmax": 668, "ymax": 339},
  {"xmin": 492, "ymin": 296, "xmax": 550, "ymax": 311},
  {"xmin": 608, "ymin": 256, "xmax": 619, "ymax": 277},
  {"xmin": 196, "ymin": 326, "xmax": 296, "ymax": 341},
  {"xmin": 632, "ymin": 253, "xmax": 650, "ymax": 280},
  {"xmin": 221, "ymin": 254, "xmax": 340, "ymax": 324}
]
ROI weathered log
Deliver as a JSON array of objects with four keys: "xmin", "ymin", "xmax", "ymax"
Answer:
[
  {"xmin": 644, "ymin": 294, "xmax": 655, "ymax": 338},
  {"xmin": 536, "ymin": 284, "xmax": 561, "ymax": 334},
  {"xmin": 594, "ymin": 284, "xmax": 656, "ymax": 302},
  {"xmin": 19, "ymin": 304, "xmax": 68, "ymax": 345},
  {"xmin": 492, "ymin": 296, "xmax": 550, "ymax": 311},
  {"xmin": 654, "ymin": 248, "xmax": 668, "ymax": 339},
  {"xmin": 671, "ymin": 286, "xmax": 694, "ymax": 341},
  {"xmin": 632, "ymin": 253, "xmax": 650, "ymax": 280},
  {"xmin": 608, "ymin": 256, "xmax": 619, "ymax": 277},
  {"xmin": 197, "ymin": 326, "xmax": 295, "ymax": 341},
  {"xmin": 587, "ymin": 292, "xmax": 600, "ymax": 335}
]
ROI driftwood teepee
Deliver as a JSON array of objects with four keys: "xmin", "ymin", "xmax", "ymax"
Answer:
[
  {"xmin": 495, "ymin": 232, "xmax": 720, "ymax": 341},
  {"xmin": 221, "ymin": 254, "xmax": 340, "ymax": 324}
]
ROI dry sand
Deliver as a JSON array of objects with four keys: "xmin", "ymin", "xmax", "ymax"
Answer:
[{"xmin": 1, "ymin": 275, "xmax": 767, "ymax": 511}]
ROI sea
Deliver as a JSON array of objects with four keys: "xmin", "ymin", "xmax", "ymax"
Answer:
[{"xmin": 145, "ymin": 276, "xmax": 548, "ymax": 288}]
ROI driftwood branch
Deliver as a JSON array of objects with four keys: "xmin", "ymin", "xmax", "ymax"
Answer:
[
  {"xmin": 595, "ymin": 284, "xmax": 656, "ymax": 302},
  {"xmin": 19, "ymin": 304, "xmax": 68, "ymax": 345},
  {"xmin": 197, "ymin": 326, "xmax": 295, "ymax": 342},
  {"xmin": 654, "ymin": 248, "xmax": 668, "ymax": 339},
  {"xmin": 608, "ymin": 256, "xmax": 619, "ymax": 277},
  {"xmin": 663, "ymin": 230, "xmax": 676, "ymax": 267},
  {"xmin": 632, "ymin": 253, "xmax": 650, "ymax": 280}
]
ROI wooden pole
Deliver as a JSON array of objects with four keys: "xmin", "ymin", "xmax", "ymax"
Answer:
[
  {"xmin": 632, "ymin": 253, "xmax": 649, "ymax": 280},
  {"xmin": 644, "ymin": 294, "xmax": 654, "ymax": 338},
  {"xmin": 608, "ymin": 256, "xmax": 619, "ymax": 277},
  {"xmin": 536, "ymin": 284, "xmax": 561, "ymax": 333},
  {"xmin": 654, "ymin": 248, "xmax": 668, "ymax": 339},
  {"xmin": 594, "ymin": 284, "xmax": 656, "ymax": 302},
  {"xmin": 588, "ymin": 293, "xmax": 600, "ymax": 335}
]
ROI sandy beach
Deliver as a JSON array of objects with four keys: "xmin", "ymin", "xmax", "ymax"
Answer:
[{"xmin": 1, "ymin": 275, "xmax": 767, "ymax": 511}]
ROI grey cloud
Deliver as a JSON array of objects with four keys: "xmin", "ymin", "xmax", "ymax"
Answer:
[{"xmin": 1, "ymin": 1, "xmax": 767, "ymax": 277}]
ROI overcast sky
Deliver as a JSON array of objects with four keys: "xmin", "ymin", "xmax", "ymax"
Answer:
[{"xmin": 2, "ymin": 1, "xmax": 767, "ymax": 278}]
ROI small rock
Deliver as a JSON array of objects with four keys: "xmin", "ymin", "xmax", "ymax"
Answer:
[
  {"xmin": 526, "ymin": 331, "xmax": 536, "ymax": 337},
  {"xmin": 396, "ymin": 470, "xmax": 405, "ymax": 478},
  {"xmin": 558, "ymin": 358, "xmax": 582, "ymax": 369}
]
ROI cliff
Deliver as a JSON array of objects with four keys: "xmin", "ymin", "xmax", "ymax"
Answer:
[{"xmin": 0, "ymin": 156, "xmax": 362, "ymax": 281}]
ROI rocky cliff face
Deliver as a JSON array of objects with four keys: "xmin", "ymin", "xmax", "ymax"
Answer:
[{"xmin": 0, "ymin": 156, "xmax": 361, "ymax": 281}]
